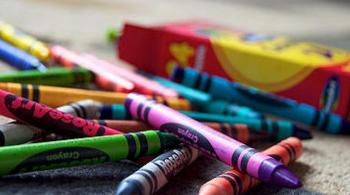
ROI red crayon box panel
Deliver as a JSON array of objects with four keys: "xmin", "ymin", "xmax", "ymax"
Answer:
[{"xmin": 118, "ymin": 21, "xmax": 350, "ymax": 121}]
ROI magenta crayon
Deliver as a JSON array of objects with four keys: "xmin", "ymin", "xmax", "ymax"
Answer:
[
  {"xmin": 0, "ymin": 89, "xmax": 123, "ymax": 137},
  {"xmin": 83, "ymin": 54, "xmax": 179, "ymax": 98},
  {"xmin": 50, "ymin": 45, "xmax": 134, "ymax": 92},
  {"xmin": 124, "ymin": 93, "xmax": 302, "ymax": 188}
]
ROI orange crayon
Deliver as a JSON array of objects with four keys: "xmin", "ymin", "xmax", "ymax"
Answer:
[
  {"xmin": 0, "ymin": 82, "xmax": 191, "ymax": 110},
  {"xmin": 199, "ymin": 137, "xmax": 303, "ymax": 195}
]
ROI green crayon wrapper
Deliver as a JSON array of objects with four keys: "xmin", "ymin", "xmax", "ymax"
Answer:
[
  {"xmin": 0, "ymin": 67, "xmax": 94, "ymax": 86},
  {"xmin": 0, "ymin": 130, "xmax": 178, "ymax": 176}
]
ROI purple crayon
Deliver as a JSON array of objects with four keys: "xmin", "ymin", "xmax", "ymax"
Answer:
[{"xmin": 124, "ymin": 93, "xmax": 302, "ymax": 188}]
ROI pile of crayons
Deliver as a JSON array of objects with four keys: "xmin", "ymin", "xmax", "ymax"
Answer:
[{"xmin": 0, "ymin": 20, "xmax": 348, "ymax": 195}]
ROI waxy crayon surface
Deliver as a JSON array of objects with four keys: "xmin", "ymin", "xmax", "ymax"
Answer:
[
  {"xmin": 199, "ymin": 137, "xmax": 303, "ymax": 195},
  {"xmin": 0, "ymin": 83, "xmax": 190, "ymax": 110},
  {"xmin": 0, "ymin": 130, "xmax": 178, "ymax": 176},
  {"xmin": 0, "ymin": 99, "xmax": 100, "ymax": 146},
  {"xmin": 50, "ymin": 45, "xmax": 134, "ymax": 92},
  {"xmin": 115, "ymin": 145, "xmax": 199, "ymax": 195},
  {"xmin": 0, "ymin": 67, "xmax": 93, "ymax": 86},
  {"xmin": 95, "ymin": 120, "xmax": 271, "ymax": 144},
  {"xmin": 99, "ymin": 104, "xmax": 312, "ymax": 141},
  {"xmin": 0, "ymin": 21, "xmax": 50, "ymax": 62},
  {"xmin": 172, "ymin": 67, "xmax": 350, "ymax": 134},
  {"xmin": 83, "ymin": 54, "xmax": 179, "ymax": 98},
  {"xmin": 0, "ymin": 40, "xmax": 46, "ymax": 71},
  {"xmin": 0, "ymin": 89, "xmax": 122, "ymax": 137},
  {"xmin": 124, "ymin": 93, "xmax": 302, "ymax": 188}
]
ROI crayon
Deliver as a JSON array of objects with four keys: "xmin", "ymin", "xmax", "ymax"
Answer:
[
  {"xmin": 83, "ymin": 54, "xmax": 179, "ymax": 98},
  {"xmin": 115, "ymin": 145, "xmax": 199, "ymax": 195},
  {"xmin": 202, "ymin": 100, "xmax": 264, "ymax": 119},
  {"xmin": 199, "ymin": 137, "xmax": 303, "ymax": 195},
  {"xmin": 0, "ymin": 130, "xmax": 179, "ymax": 176},
  {"xmin": 139, "ymin": 71, "xmax": 211, "ymax": 106},
  {"xmin": 0, "ymin": 83, "xmax": 191, "ymax": 110},
  {"xmin": 99, "ymin": 104, "xmax": 312, "ymax": 141},
  {"xmin": 0, "ymin": 67, "xmax": 93, "ymax": 86},
  {"xmin": 0, "ymin": 21, "xmax": 50, "ymax": 62},
  {"xmin": 0, "ymin": 89, "xmax": 122, "ymax": 137},
  {"xmin": 94, "ymin": 120, "xmax": 271, "ymax": 144},
  {"xmin": 124, "ymin": 93, "xmax": 302, "ymax": 188},
  {"xmin": 0, "ymin": 99, "xmax": 101, "ymax": 146},
  {"xmin": 50, "ymin": 45, "xmax": 134, "ymax": 92},
  {"xmin": 172, "ymin": 67, "xmax": 350, "ymax": 134},
  {"xmin": 0, "ymin": 40, "xmax": 47, "ymax": 71}
]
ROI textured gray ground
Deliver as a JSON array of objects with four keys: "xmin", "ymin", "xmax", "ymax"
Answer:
[{"xmin": 0, "ymin": 0, "xmax": 349, "ymax": 194}]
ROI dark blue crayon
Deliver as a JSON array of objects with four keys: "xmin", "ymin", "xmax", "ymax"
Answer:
[
  {"xmin": 99, "ymin": 104, "xmax": 312, "ymax": 141},
  {"xmin": 171, "ymin": 67, "xmax": 350, "ymax": 134},
  {"xmin": 0, "ymin": 40, "xmax": 47, "ymax": 71}
]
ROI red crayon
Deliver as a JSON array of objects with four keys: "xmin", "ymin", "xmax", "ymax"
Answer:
[
  {"xmin": 50, "ymin": 45, "xmax": 134, "ymax": 92},
  {"xmin": 83, "ymin": 54, "xmax": 179, "ymax": 98},
  {"xmin": 0, "ymin": 89, "xmax": 122, "ymax": 137}
]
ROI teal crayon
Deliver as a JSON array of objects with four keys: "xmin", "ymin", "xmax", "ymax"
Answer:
[
  {"xmin": 172, "ymin": 67, "xmax": 350, "ymax": 134},
  {"xmin": 203, "ymin": 100, "xmax": 264, "ymax": 119},
  {"xmin": 0, "ymin": 67, "xmax": 93, "ymax": 86},
  {"xmin": 0, "ymin": 130, "xmax": 179, "ymax": 176},
  {"xmin": 99, "ymin": 104, "xmax": 312, "ymax": 141},
  {"xmin": 138, "ymin": 71, "xmax": 211, "ymax": 106}
]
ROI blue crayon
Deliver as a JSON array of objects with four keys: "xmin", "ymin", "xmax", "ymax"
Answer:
[
  {"xmin": 0, "ymin": 40, "xmax": 47, "ymax": 71},
  {"xmin": 99, "ymin": 104, "xmax": 312, "ymax": 141},
  {"xmin": 171, "ymin": 67, "xmax": 350, "ymax": 134}
]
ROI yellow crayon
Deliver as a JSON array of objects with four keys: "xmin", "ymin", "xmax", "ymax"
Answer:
[
  {"xmin": 0, "ymin": 21, "xmax": 50, "ymax": 62},
  {"xmin": 0, "ymin": 83, "xmax": 191, "ymax": 110}
]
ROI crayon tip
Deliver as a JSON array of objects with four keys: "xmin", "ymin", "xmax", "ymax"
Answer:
[
  {"xmin": 293, "ymin": 126, "xmax": 313, "ymax": 140},
  {"xmin": 36, "ymin": 63, "xmax": 47, "ymax": 72},
  {"xmin": 199, "ymin": 183, "xmax": 228, "ymax": 195},
  {"xmin": 115, "ymin": 181, "xmax": 142, "ymax": 195},
  {"xmin": 272, "ymin": 167, "xmax": 302, "ymax": 189}
]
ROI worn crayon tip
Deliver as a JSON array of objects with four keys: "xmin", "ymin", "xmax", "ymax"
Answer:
[
  {"xmin": 293, "ymin": 126, "xmax": 313, "ymax": 140},
  {"xmin": 115, "ymin": 181, "xmax": 142, "ymax": 195},
  {"xmin": 272, "ymin": 167, "xmax": 302, "ymax": 189},
  {"xmin": 199, "ymin": 183, "xmax": 229, "ymax": 195}
]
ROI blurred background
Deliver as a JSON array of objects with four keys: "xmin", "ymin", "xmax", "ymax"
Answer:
[{"xmin": 0, "ymin": 0, "xmax": 349, "ymax": 194}]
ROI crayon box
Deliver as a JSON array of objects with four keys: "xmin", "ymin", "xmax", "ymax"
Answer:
[{"xmin": 117, "ymin": 21, "xmax": 350, "ymax": 120}]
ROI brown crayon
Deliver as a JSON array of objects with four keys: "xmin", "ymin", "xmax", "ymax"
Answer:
[
  {"xmin": 0, "ymin": 89, "xmax": 123, "ymax": 137},
  {"xmin": 94, "ymin": 120, "xmax": 270, "ymax": 144},
  {"xmin": 199, "ymin": 137, "xmax": 303, "ymax": 195},
  {"xmin": 0, "ymin": 83, "xmax": 191, "ymax": 110}
]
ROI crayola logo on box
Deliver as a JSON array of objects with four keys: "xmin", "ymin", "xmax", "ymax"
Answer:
[{"xmin": 118, "ymin": 22, "xmax": 350, "ymax": 120}]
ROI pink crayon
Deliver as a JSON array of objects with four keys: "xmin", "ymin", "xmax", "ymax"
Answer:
[
  {"xmin": 0, "ymin": 89, "xmax": 123, "ymax": 137},
  {"xmin": 83, "ymin": 54, "xmax": 179, "ymax": 98},
  {"xmin": 50, "ymin": 45, "xmax": 134, "ymax": 92},
  {"xmin": 124, "ymin": 93, "xmax": 302, "ymax": 188}
]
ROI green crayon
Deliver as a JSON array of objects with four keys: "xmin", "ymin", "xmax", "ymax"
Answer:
[
  {"xmin": 0, "ymin": 130, "xmax": 178, "ymax": 176},
  {"xmin": 106, "ymin": 28, "xmax": 120, "ymax": 43},
  {"xmin": 0, "ymin": 67, "xmax": 93, "ymax": 86}
]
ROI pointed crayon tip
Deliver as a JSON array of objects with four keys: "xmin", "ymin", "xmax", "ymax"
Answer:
[
  {"xmin": 272, "ymin": 167, "xmax": 302, "ymax": 189},
  {"xmin": 293, "ymin": 126, "xmax": 313, "ymax": 140}
]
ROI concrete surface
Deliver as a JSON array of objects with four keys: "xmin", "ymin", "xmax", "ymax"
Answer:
[{"xmin": 0, "ymin": 0, "xmax": 349, "ymax": 194}]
